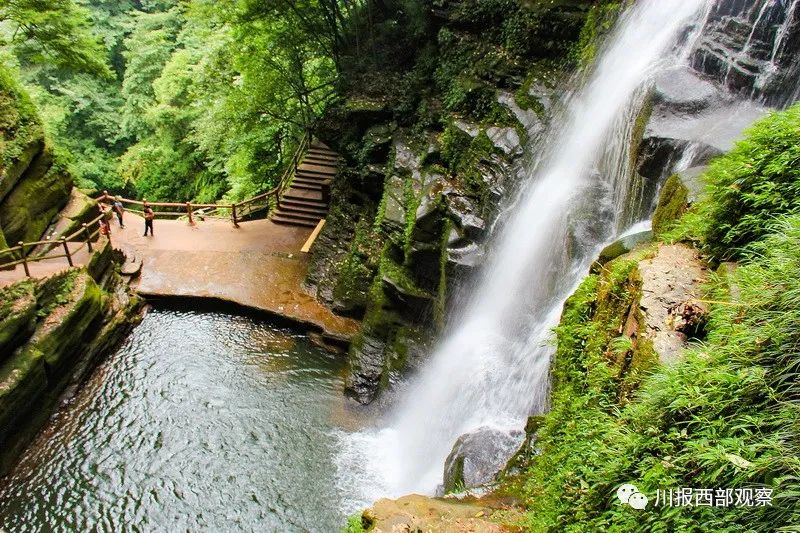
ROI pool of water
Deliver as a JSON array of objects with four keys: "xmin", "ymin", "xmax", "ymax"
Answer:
[{"xmin": 0, "ymin": 308, "xmax": 362, "ymax": 532}]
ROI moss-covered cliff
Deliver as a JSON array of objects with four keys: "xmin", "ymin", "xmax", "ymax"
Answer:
[{"xmin": 0, "ymin": 66, "xmax": 73, "ymax": 249}]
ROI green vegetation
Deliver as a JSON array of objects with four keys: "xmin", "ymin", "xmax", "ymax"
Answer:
[
  {"xmin": 670, "ymin": 104, "xmax": 800, "ymax": 260},
  {"xmin": 513, "ymin": 103, "xmax": 800, "ymax": 532}
]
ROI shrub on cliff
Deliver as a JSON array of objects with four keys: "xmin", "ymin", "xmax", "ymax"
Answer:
[{"xmin": 673, "ymin": 104, "xmax": 800, "ymax": 260}]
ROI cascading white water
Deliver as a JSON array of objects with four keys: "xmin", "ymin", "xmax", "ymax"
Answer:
[{"xmin": 336, "ymin": 0, "xmax": 714, "ymax": 504}]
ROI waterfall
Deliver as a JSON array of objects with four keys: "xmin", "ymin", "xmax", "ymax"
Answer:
[{"xmin": 336, "ymin": 0, "xmax": 714, "ymax": 504}]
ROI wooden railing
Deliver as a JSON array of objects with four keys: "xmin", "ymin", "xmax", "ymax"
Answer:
[
  {"xmin": 0, "ymin": 212, "xmax": 106, "ymax": 276},
  {"xmin": 0, "ymin": 130, "xmax": 314, "ymax": 278},
  {"xmin": 99, "ymin": 130, "xmax": 312, "ymax": 226}
]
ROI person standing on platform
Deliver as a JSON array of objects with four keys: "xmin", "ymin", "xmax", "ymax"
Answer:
[
  {"xmin": 113, "ymin": 196, "xmax": 125, "ymax": 228},
  {"xmin": 143, "ymin": 203, "xmax": 155, "ymax": 237}
]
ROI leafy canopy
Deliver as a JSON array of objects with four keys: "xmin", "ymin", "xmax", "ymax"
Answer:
[{"xmin": 0, "ymin": 0, "xmax": 110, "ymax": 76}]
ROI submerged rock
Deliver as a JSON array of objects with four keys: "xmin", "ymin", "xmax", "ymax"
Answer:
[{"xmin": 443, "ymin": 427, "xmax": 525, "ymax": 493}]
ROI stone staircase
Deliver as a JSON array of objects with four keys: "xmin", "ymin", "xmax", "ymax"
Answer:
[{"xmin": 271, "ymin": 141, "xmax": 338, "ymax": 228}]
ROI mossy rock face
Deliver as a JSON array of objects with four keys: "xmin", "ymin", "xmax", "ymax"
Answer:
[
  {"xmin": 0, "ymin": 280, "xmax": 37, "ymax": 360},
  {"xmin": 0, "ymin": 150, "xmax": 72, "ymax": 245},
  {"xmin": 593, "ymin": 229, "xmax": 653, "ymax": 268},
  {"xmin": 0, "ymin": 65, "xmax": 46, "ymax": 204},
  {"xmin": 0, "ymin": 346, "xmax": 47, "ymax": 444},
  {"xmin": 652, "ymin": 173, "xmax": 690, "ymax": 236},
  {"xmin": 30, "ymin": 271, "xmax": 103, "ymax": 378}
]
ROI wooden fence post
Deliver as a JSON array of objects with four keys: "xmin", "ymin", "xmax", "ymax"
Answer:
[
  {"xmin": 232, "ymin": 204, "xmax": 239, "ymax": 228},
  {"xmin": 103, "ymin": 190, "xmax": 109, "ymax": 202},
  {"xmin": 62, "ymin": 238, "xmax": 73, "ymax": 267},
  {"xmin": 186, "ymin": 202, "xmax": 195, "ymax": 225},
  {"xmin": 18, "ymin": 242, "xmax": 30, "ymax": 277},
  {"xmin": 83, "ymin": 223, "xmax": 93, "ymax": 253}
]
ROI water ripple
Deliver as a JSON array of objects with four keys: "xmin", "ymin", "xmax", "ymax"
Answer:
[{"xmin": 0, "ymin": 308, "xmax": 361, "ymax": 532}]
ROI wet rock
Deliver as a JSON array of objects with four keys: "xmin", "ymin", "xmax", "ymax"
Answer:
[
  {"xmin": 497, "ymin": 91, "xmax": 543, "ymax": 136},
  {"xmin": 412, "ymin": 194, "xmax": 445, "ymax": 244},
  {"xmin": 345, "ymin": 334, "xmax": 386, "ymax": 405},
  {"xmin": 409, "ymin": 242, "xmax": 442, "ymax": 292},
  {"xmin": 381, "ymin": 174, "xmax": 407, "ymax": 231},
  {"xmin": 447, "ymin": 241, "xmax": 485, "ymax": 273},
  {"xmin": 445, "ymin": 194, "xmax": 486, "ymax": 239},
  {"xmin": 690, "ymin": 0, "xmax": 800, "ymax": 105},
  {"xmin": 443, "ymin": 427, "xmax": 525, "ymax": 493},
  {"xmin": 636, "ymin": 137, "xmax": 720, "ymax": 182},
  {"xmin": 653, "ymin": 66, "xmax": 721, "ymax": 114},
  {"xmin": 486, "ymin": 126, "xmax": 522, "ymax": 156},
  {"xmin": 382, "ymin": 271, "xmax": 434, "ymax": 320},
  {"xmin": 636, "ymin": 64, "xmax": 768, "ymax": 185}
]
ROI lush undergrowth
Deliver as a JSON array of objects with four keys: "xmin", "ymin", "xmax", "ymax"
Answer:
[
  {"xmin": 669, "ymin": 104, "xmax": 800, "ymax": 261},
  {"xmin": 517, "ymin": 105, "xmax": 800, "ymax": 531}
]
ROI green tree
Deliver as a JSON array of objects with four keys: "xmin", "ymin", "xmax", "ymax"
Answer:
[{"xmin": 0, "ymin": 0, "xmax": 110, "ymax": 76}]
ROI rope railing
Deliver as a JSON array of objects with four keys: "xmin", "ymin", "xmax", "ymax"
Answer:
[{"xmin": 0, "ymin": 130, "xmax": 315, "ymax": 279}]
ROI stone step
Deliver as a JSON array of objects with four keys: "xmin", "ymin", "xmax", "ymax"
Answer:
[
  {"xmin": 277, "ymin": 203, "xmax": 328, "ymax": 216},
  {"xmin": 295, "ymin": 171, "xmax": 334, "ymax": 183},
  {"xmin": 292, "ymin": 174, "xmax": 331, "ymax": 185},
  {"xmin": 281, "ymin": 197, "xmax": 329, "ymax": 210},
  {"xmin": 273, "ymin": 209, "xmax": 323, "ymax": 222},
  {"xmin": 297, "ymin": 163, "xmax": 337, "ymax": 176},
  {"xmin": 291, "ymin": 182, "xmax": 323, "ymax": 192},
  {"xmin": 271, "ymin": 214, "xmax": 320, "ymax": 228},
  {"xmin": 309, "ymin": 141, "xmax": 335, "ymax": 152},
  {"xmin": 304, "ymin": 154, "xmax": 338, "ymax": 165}
]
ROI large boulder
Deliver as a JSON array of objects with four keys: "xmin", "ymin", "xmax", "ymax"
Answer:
[
  {"xmin": 442, "ymin": 426, "xmax": 525, "ymax": 493},
  {"xmin": 345, "ymin": 334, "xmax": 387, "ymax": 404},
  {"xmin": 636, "ymin": 66, "xmax": 768, "ymax": 184}
]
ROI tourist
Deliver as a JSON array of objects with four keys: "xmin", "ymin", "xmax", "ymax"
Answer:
[
  {"xmin": 143, "ymin": 202, "xmax": 155, "ymax": 236},
  {"xmin": 98, "ymin": 206, "xmax": 110, "ymax": 237},
  {"xmin": 101, "ymin": 203, "xmax": 114, "ymax": 231},
  {"xmin": 113, "ymin": 196, "xmax": 125, "ymax": 228}
]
